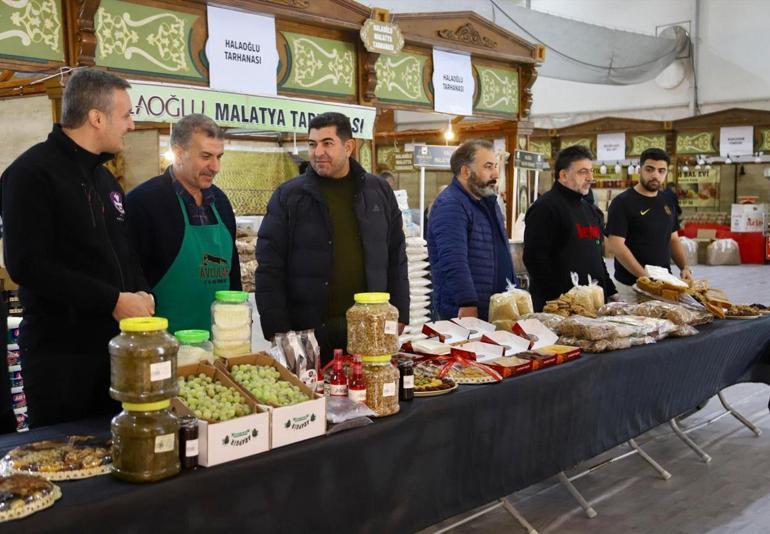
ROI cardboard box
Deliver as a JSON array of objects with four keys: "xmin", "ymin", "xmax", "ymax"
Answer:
[
  {"xmin": 535, "ymin": 344, "xmax": 582, "ymax": 364},
  {"xmin": 484, "ymin": 356, "xmax": 533, "ymax": 378},
  {"xmin": 216, "ymin": 353, "xmax": 326, "ymax": 449},
  {"xmin": 173, "ymin": 362, "xmax": 270, "ymax": 467},
  {"xmin": 450, "ymin": 341, "xmax": 505, "ymax": 363},
  {"xmin": 408, "ymin": 338, "xmax": 451, "ymax": 356},
  {"xmin": 481, "ymin": 330, "xmax": 532, "ymax": 356},
  {"xmin": 450, "ymin": 317, "xmax": 496, "ymax": 340},
  {"xmin": 422, "ymin": 320, "xmax": 471, "ymax": 344},
  {"xmin": 512, "ymin": 319, "xmax": 559, "ymax": 350}
]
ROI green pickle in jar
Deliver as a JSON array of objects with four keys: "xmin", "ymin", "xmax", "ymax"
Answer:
[
  {"xmin": 346, "ymin": 293, "xmax": 399, "ymax": 356},
  {"xmin": 110, "ymin": 317, "xmax": 179, "ymax": 403},
  {"xmin": 111, "ymin": 400, "xmax": 181, "ymax": 483}
]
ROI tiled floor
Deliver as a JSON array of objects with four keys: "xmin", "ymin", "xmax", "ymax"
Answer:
[{"xmin": 423, "ymin": 264, "xmax": 770, "ymax": 534}]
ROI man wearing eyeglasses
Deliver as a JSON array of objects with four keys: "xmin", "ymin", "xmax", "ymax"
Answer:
[
  {"xmin": 523, "ymin": 145, "xmax": 616, "ymax": 311},
  {"xmin": 606, "ymin": 148, "xmax": 690, "ymax": 303}
]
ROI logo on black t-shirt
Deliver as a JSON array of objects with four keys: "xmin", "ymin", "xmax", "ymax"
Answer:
[{"xmin": 664, "ymin": 205, "xmax": 672, "ymax": 216}]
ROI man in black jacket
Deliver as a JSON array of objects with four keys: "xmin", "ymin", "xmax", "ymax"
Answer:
[
  {"xmin": 523, "ymin": 145, "xmax": 617, "ymax": 311},
  {"xmin": 255, "ymin": 113, "xmax": 409, "ymax": 363},
  {"xmin": 0, "ymin": 69, "xmax": 153, "ymax": 427},
  {"xmin": 126, "ymin": 114, "xmax": 241, "ymax": 334}
]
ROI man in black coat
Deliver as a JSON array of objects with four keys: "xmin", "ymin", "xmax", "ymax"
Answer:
[
  {"xmin": 255, "ymin": 113, "xmax": 409, "ymax": 363},
  {"xmin": 0, "ymin": 69, "xmax": 154, "ymax": 427},
  {"xmin": 126, "ymin": 114, "xmax": 241, "ymax": 334}
]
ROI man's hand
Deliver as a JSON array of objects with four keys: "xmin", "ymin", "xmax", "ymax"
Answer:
[
  {"xmin": 680, "ymin": 267, "xmax": 693, "ymax": 282},
  {"xmin": 113, "ymin": 292, "xmax": 155, "ymax": 321},
  {"xmin": 457, "ymin": 306, "xmax": 478, "ymax": 318},
  {"xmin": 137, "ymin": 291, "xmax": 155, "ymax": 315}
]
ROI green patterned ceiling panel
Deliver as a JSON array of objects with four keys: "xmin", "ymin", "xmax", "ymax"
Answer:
[
  {"xmin": 374, "ymin": 51, "xmax": 430, "ymax": 106},
  {"xmin": 279, "ymin": 31, "xmax": 356, "ymax": 98},
  {"xmin": 0, "ymin": 0, "xmax": 65, "ymax": 63},
  {"xmin": 474, "ymin": 65, "xmax": 518, "ymax": 116}
]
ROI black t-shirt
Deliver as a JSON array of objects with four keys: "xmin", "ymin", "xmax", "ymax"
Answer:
[{"xmin": 606, "ymin": 187, "xmax": 677, "ymax": 286}]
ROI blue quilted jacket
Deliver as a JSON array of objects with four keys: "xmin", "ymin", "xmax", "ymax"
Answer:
[{"xmin": 427, "ymin": 179, "xmax": 514, "ymax": 320}]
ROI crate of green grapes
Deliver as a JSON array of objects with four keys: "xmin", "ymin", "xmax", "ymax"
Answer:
[
  {"xmin": 172, "ymin": 362, "xmax": 270, "ymax": 465},
  {"xmin": 215, "ymin": 353, "xmax": 326, "ymax": 449}
]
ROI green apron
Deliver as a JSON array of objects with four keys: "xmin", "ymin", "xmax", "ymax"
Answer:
[{"xmin": 153, "ymin": 195, "xmax": 233, "ymax": 333}]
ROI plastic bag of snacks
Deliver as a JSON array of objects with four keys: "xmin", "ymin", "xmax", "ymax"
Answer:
[
  {"xmin": 679, "ymin": 237, "xmax": 698, "ymax": 266},
  {"xmin": 706, "ymin": 239, "xmax": 741, "ymax": 266},
  {"xmin": 489, "ymin": 281, "xmax": 534, "ymax": 330},
  {"xmin": 519, "ymin": 312, "xmax": 566, "ymax": 330},
  {"xmin": 565, "ymin": 272, "xmax": 598, "ymax": 316},
  {"xmin": 556, "ymin": 316, "xmax": 643, "ymax": 341},
  {"xmin": 600, "ymin": 315, "xmax": 678, "ymax": 341},
  {"xmin": 586, "ymin": 274, "xmax": 605, "ymax": 310},
  {"xmin": 597, "ymin": 302, "xmax": 635, "ymax": 316},
  {"xmin": 558, "ymin": 335, "xmax": 655, "ymax": 353}
]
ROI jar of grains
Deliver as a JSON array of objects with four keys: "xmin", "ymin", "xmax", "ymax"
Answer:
[{"xmin": 346, "ymin": 293, "xmax": 399, "ymax": 357}]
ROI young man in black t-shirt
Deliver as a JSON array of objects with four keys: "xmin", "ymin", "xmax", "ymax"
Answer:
[{"xmin": 606, "ymin": 148, "xmax": 692, "ymax": 302}]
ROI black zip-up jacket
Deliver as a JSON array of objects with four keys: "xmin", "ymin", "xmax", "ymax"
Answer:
[
  {"xmin": 125, "ymin": 168, "xmax": 241, "ymax": 290},
  {"xmin": 523, "ymin": 181, "xmax": 616, "ymax": 311},
  {"xmin": 0, "ymin": 124, "xmax": 148, "ymax": 353},
  {"xmin": 255, "ymin": 158, "xmax": 409, "ymax": 339}
]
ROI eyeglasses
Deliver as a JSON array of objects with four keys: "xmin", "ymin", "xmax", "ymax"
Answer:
[{"xmin": 576, "ymin": 168, "xmax": 594, "ymax": 177}]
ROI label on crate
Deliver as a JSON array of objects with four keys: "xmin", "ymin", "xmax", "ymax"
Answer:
[
  {"xmin": 150, "ymin": 361, "xmax": 172, "ymax": 382},
  {"xmin": 382, "ymin": 381, "xmax": 396, "ymax": 397},
  {"xmin": 384, "ymin": 320, "xmax": 398, "ymax": 335},
  {"xmin": 154, "ymin": 433, "xmax": 175, "ymax": 453}
]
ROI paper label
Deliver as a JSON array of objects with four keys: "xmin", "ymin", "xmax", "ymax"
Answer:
[
  {"xmin": 403, "ymin": 375, "xmax": 414, "ymax": 389},
  {"xmin": 384, "ymin": 320, "xmax": 398, "ymax": 335},
  {"xmin": 348, "ymin": 388, "xmax": 366, "ymax": 403},
  {"xmin": 150, "ymin": 360, "xmax": 172, "ymax": 382},
  {"xmin": 185, "ymin": 438, "xmax": 199, "ymax": 457},
  {"xmin": 329, "ymin": 384, "xmax": 348, "ymax": 397},
  {"xmin": 383, "ymin": 382, "xmax": 396, "ymax": 397},
  {"xmin": 154, "ymin": 433, "xmax": 175, "ymax": 453}
]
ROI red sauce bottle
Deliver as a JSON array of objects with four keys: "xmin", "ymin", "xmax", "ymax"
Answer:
[
  {"xmin": 348, "ymin": 357, "xmax": 366, "ymax": 403},
  {"xmin": 328, "ymin": 349, "xmax": 348, "ymax": 397}
]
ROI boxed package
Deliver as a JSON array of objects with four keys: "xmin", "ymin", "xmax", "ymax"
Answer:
[
  {"xmin": 450, "ymin": 317, "xmax": 496, "ymax": 339},
  {"xmin": 408, "ymin": 338, "xmax": 452, "ymax": 356},
  {"xmin": 450, "ymin": 341, "xmax": 505, "ymax": 363},
  {"xmin": 484, "ymin": 356, "xmax": 533, "ymax": 378},
  {"xmin": 512, "ymin": 319, "xmax": 559, "ymax": 350},
  {"xmin": 422, "ymin": 320, "xmax": 472, "ymax": 344},
  {"xmin": 173, "ymin": 362, "xmax": 270, "ymax": 467},
  {"xmin": 480, "ymin": 330, "xmax": 532, "ymax": 356},
  {"xmin": 216, "ymin": 353, "xmax": 326, "ymax": 449}
]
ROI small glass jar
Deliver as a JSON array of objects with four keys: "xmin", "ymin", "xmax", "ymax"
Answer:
[
  {"xmin": 346, "ymin": 293, "xmax": 399, "ymax": 356},
  {"xmin": 362, "ymin": 356, "xmax": 400, "ymax": 417},
  {"xmin": 178, "ymin": 415, "xmax": 199, "ymax": 470},
  {"xmin": 109, "ymin": 317, "xmax": 179, "ymax": 403},
  {"xmin": 174, "ymin": 330, "xmax": 214, "ymax": 368},
  {"xmin": 398, "ymin": 360, "xmax": 414, "ymax": 402},
  {"xmin": 111, "ymin": 400, "xmax": 181, "ymax": 483},
  {"xmin": 211, "ymin": 291, "xmax": 252, "ymax": 358}
]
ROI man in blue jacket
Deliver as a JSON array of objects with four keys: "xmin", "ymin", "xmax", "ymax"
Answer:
[
  {"xmin": 427, "ymin": 140, "xmax": 514, "ymax": 320},
  {"xmin": 255, "ymin": 112, "xmax": 409, "ymax": 363}
]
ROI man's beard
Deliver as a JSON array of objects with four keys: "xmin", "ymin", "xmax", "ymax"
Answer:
[
  {"xmin": 468, "ymin": 170, "xmax": 497, "ymax": 198},
  {"xmin": 640, "ymin": 177, "xmax": 660, "ymax": 192}
]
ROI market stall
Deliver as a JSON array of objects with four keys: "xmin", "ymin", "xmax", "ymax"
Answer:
[{"xmin": 0, "ymin": 317, "xmax": 768, "ymax": 532}]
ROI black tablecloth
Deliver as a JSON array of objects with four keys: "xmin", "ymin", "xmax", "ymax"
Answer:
[{"xmin": 1, "ymin": 318, "xmax": 769, "ymax": 533}]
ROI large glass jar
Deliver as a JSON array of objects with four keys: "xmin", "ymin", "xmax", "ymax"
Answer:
[
  {"xmin": 174, "ymin": 330, "xmax": 214, "ymax": 368},
  {"xmin": 211, "ymin": 291, "xmax": 252, "ymax": 358},
  {"xmin": 109, "ymin": 317, "xmax": 179, "ymax": 403},
  {"xmin": 362, "ymin": 356, "xmax": 400, "ymax": 417},
  {"xmin": 346, "ymin": 293, "xmax": 399, "ymax": 356},
  {"xmin": 111, "ymin": 400, "xmax": 181, "ymax": 483}
]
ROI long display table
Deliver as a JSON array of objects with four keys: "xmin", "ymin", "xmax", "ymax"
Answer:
[{"xmin": 0, "ymin": 317, "xmax": 769, "ymax": 533}]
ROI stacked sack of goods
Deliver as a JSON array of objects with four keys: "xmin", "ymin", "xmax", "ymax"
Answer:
[{"xmin": 406, "ymin": 236, "xmax": 431, "ymax": 332}]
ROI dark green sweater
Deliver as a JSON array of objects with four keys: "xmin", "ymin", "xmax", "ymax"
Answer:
[{"xmin": 318, "ymin": 173, "xmax": 367, "ymax": 319}]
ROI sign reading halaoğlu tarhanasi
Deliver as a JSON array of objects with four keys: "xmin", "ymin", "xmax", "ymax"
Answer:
[
  {"xmin": 127, "ymin": 81, "xmax": 376, "ymax": 139},
  {"xmin": 432, "ymin": 49, "xmax": 474, "ymax": 116},
  {"xmin": 206, "ymin": 6, "xmax": 279, "ymax": 96},
  {"xmin": 360, "ymin": 19, "xmax": 404, "ymax": 56},
  {"xmin": 514, "ymin": 151, "xmax": 544, "ymax": 170},
  {"xmin": 392, "ymin": 151, "xmax": 415, "ymax": 171}
]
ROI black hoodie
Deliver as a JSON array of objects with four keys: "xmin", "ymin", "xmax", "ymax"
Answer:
[
  {"xmin": 0, "ymin": 124, "xmax": 148, "ymax": 353},
  {"xmin": 523, "ymin": 181, "xmax": 616, "ymax": 311}
]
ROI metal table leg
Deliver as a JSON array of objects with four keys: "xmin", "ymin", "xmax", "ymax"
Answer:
[
  {"xmin": 628, "ymin": 438, "xmax": 672, "ymax": 480},
  {"xmin": 558, "ymin": 471, "xmax": 597, "ymax": 518},
  {"xmin": 670, "ymin": 418, "xmax": 712, "ymax": 463},
  {"xmin": 432, "ymin": 497, "xmax": 539, "ymax": 534},
  {"xmin": 718, "ymin": 391, "xmax": 762, "ymax": 437}
]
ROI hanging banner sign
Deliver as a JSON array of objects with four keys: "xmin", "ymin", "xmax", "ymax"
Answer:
[
  {"xmin": 596, "ymin": 132, "xmax": 626, "ymax": 162},
  {"xmin": 127, "ymin": 82, "xmax": 376, "ymax": 139},
  {"xmin": 392, "ymin": 151, "xmax": 415, "ymax": 171},
  {"xmin": 413, "ymin": 144, "xmax": 456, "ymax": 169},
  {"xmin": 514, "ymin": 150, "xmax": 544, "ymax": 170},
  {"xmin": 360, "ymin": 19, "xmax": 404, "ymax": 56},
  {"xmin": 432, "ymin": 49, "xmax": 474, "ymax": 116},
  {"xmin": 677, "ymin": 167, "xmax": 720, "ymax": 208},
  {"xmin": 206, "ymin": 6, "xmax": 280, "ymax": 96},
  {"xmin": 720, "ymin": 125, "xmax": 753, "ymax": 156}
]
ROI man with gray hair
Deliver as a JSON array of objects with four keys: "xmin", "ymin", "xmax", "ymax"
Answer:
[
  {"xmin": 127, "ymin": 113, "xmax": 241, "ymax": 334},
  {"xmin": 427, "ymin": 139, "xmax": 514, "ymax": 320},
  {"xmin": 0, "ymin": 68, "xmax": 153, "ymax": 427}
]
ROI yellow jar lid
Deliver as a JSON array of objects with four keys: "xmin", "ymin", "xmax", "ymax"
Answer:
[
  {"xmin": 120, "ymin": 317, "xmax": 168, "ymax": 332},
  {"xmin": 353, "ymin": 292, "xmax": 390, "ymax": 304},
  {"xmin": 361, "ymin": 354, "xmax": 393, "ymax": 363},
  {"xmin": 122, "ymin": 400, "xmax": 171, "ymax": 412}
]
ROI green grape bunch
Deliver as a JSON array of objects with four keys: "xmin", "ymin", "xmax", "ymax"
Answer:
[
  {"xmin": 230, "ymin": 364, "xmax": 310, "ymax": 407},
  {"xmin": 177, "ymin": 373, "xmax": 252, "ymax": 422}
]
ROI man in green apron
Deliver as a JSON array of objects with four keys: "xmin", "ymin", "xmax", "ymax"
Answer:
[{"xmin": 126, "ymin": 114, "xmax": 241, "ymax": 333}]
